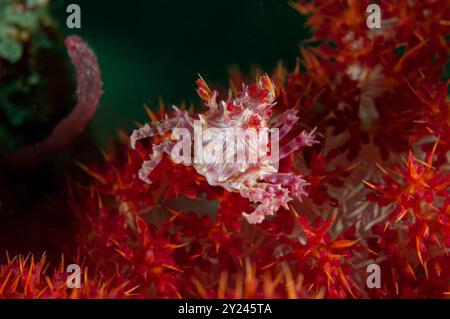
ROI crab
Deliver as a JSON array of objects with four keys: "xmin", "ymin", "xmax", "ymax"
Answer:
[{"xmin": 130, "ymin": 75, "xmax": 316, "ymax": 224}]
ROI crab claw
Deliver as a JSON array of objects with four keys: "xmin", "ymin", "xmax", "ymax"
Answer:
[{"xmin": 130, "ymin": 124, "xmax": 156, "ymax": 149}]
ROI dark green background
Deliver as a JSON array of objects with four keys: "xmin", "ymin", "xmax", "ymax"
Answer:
[{"xmin": 50, "ymin": 0, "xmax": 309, "ymax": 144}]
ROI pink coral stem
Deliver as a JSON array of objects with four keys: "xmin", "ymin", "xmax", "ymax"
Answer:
[{"xmin": 7, "ymin": 35, "xmax": 102, "ymax": 168}]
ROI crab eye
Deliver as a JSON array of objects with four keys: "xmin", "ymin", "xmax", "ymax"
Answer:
[{"xmin": 196, "ymin": 78, "xmax": 213, "ymax": 101}]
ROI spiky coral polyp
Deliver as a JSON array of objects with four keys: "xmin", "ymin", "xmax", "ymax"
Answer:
[{"xmin": 0, "ymin": 254, "xmax": 134, "ymax": 299}]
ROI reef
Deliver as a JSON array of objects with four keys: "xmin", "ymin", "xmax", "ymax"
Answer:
[{"xmin": 0, "ymin": 0, "xmax": 448, "ymax": 299}]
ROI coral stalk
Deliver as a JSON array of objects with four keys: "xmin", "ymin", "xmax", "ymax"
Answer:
[{"xmin": 7, "ymin": 36, "xmax": 102, "ymax": 168}]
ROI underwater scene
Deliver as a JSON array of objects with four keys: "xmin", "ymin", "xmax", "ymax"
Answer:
[{"xmin": 0, "ymin": 0, "xmax": 449, "ymax": 300}]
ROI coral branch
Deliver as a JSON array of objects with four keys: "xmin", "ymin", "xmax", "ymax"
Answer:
[{"xmin": 7, "ymin": 36, "xmax": 102, "ymax": 168}]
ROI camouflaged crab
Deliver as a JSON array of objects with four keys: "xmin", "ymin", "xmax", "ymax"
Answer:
[{"xmin": 131, "ymin": 75, "xmax": 316, "ymax": 224}]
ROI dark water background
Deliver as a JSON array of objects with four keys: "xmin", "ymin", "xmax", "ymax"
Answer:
[{"xmin": 50, "ymin": 0, "xmax": 309, "ymax": 144}]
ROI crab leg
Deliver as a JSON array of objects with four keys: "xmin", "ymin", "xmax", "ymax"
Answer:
[
  {"xmin": 131, "ymin": 107, "xmax": 192, "ymax": 150},
  {"xmin": 280, "ymin": 128, "xmax": 317, "ymax": 159},
  {"xmin": 130, "ymin": 124, "xmax": 157, "ymax": 149},
  {"xmin": 272, "ymin": 109, "xmax": 300, "ymax": 140},
  {"xmin": 264, "ymin": 173, "xmax": 309, "ymax": 199},
  {"xmin": 241, "ymin": 183, "xmax": 291, "ymax": 224},
  {"xmin": 138, "ymin": 141, "xmax": 173, "ymax": 184}
]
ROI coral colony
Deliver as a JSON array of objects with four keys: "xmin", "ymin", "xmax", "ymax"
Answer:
[{"xmin": 0, "ymin": 0, "xmax": 449, "ymax": 299}]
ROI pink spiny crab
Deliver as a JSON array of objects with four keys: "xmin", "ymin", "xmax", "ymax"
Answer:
[{"xmin": 131, "ymin": 75, "xmax": 316, "ymax": 224}]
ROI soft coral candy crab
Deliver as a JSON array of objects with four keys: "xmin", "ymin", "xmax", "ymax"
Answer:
[{"xmin": 131, "ymin": 75, "xmax": 316, "ymax": 224}]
